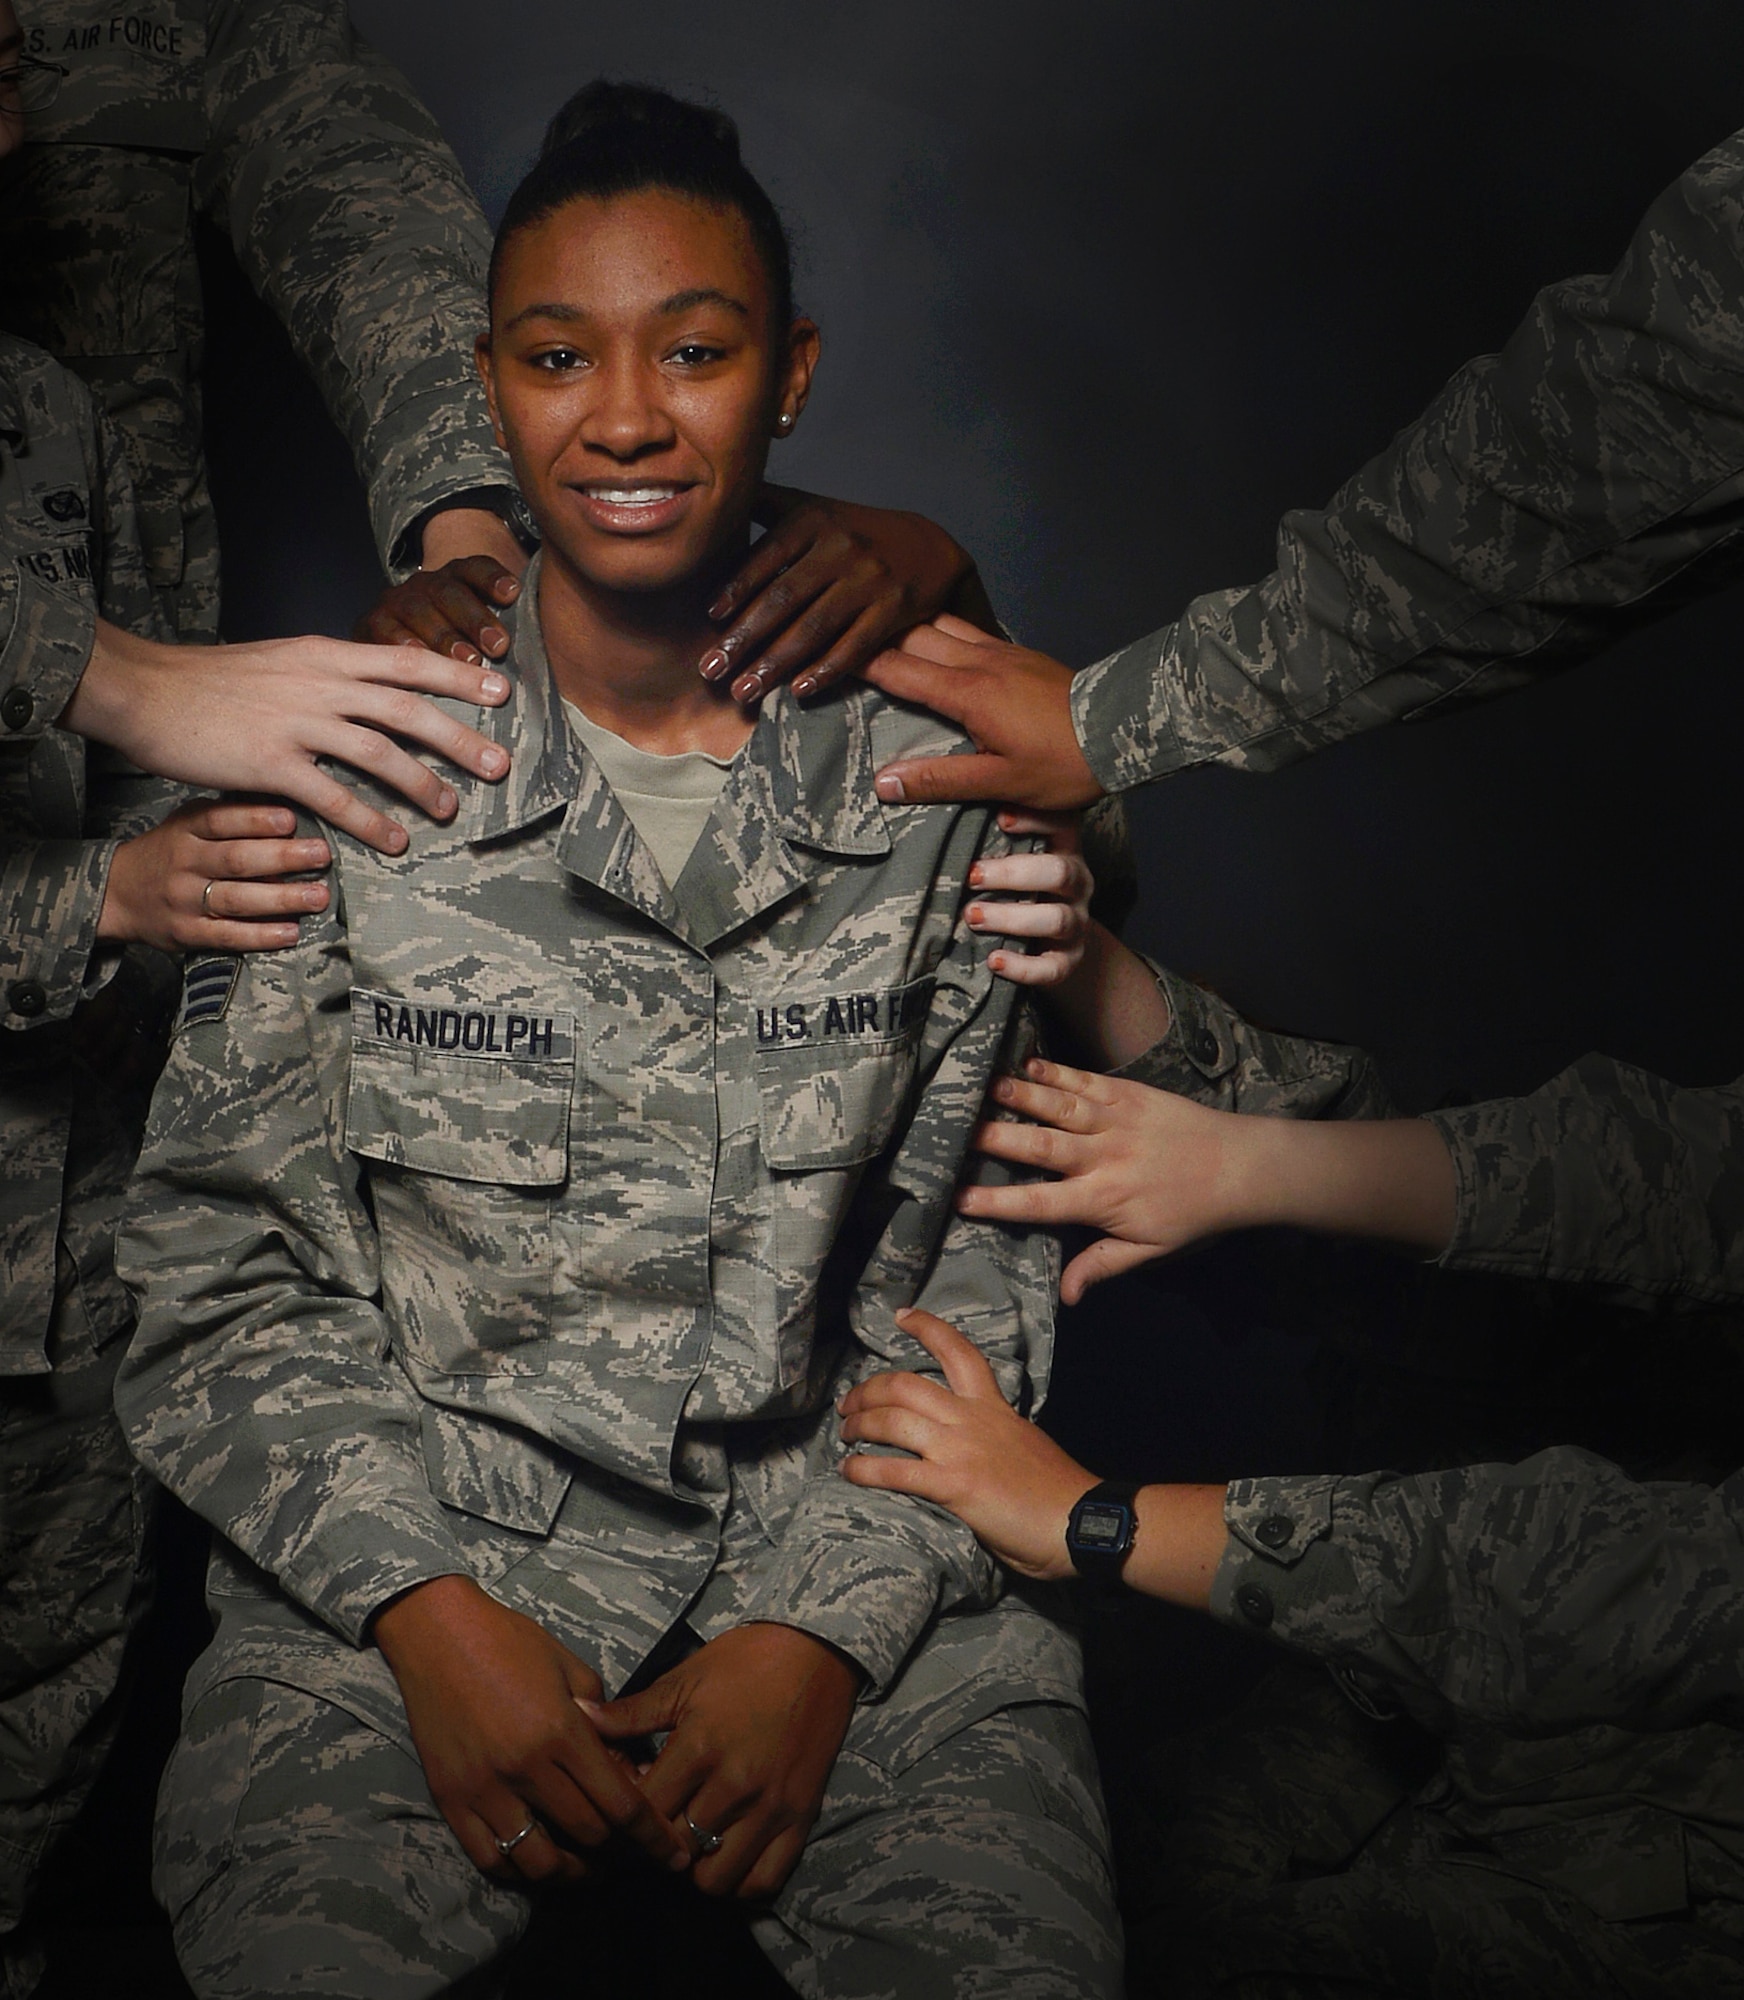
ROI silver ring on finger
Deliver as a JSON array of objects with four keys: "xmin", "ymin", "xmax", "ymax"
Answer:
[
  {"xmin": 495, "ymin": 1815, "xmax": 539, "ymax": 1856},
  {"xmin": 200, "ymin": 879, "xmax": 217, "ymax": 918},
  {"xmin": 685, "ymin": 1815, "xmax": 724, "ymax": 1856}
]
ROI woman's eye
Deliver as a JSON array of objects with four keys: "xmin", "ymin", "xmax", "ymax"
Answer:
[
  {"xmin": 669, "ymin": 343, "xmax": 727, "ymax": 368},
  {"xmin": 532, "ymin": 347, "xmax": 585, "ymax": 372}
]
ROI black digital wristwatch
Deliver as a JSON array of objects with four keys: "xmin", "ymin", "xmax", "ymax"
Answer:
[{"xmin": 1064, "ymin": 1479, "xmax": 1141, "ymax": 1589}]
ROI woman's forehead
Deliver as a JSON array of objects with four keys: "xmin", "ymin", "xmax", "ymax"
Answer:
[{"xmin": 494, "ymin": 189, "xmax": 766, "ymax": 320}]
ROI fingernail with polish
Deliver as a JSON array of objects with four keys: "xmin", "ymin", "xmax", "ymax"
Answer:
[
  {"xmin": 482, "ymin": 628, "xmax": 508, "ymax": 654},
  {"xmin": 699, "ymin": 649, "xmax": 730, "ymax": 680},
  {"xmin": 793, "ymin": 675, "xmax": 818, "ymax": 698},
  {"xmin": 874, "ymin": 773, "xmax": 905, "ymax": 803}
]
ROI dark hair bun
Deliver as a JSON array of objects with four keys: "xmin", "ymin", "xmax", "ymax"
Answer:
[
  {"xmin": 492, "ymin": 79, "xmax": 795, "ymax": 329},
  {"xmin": 539, "ymin": 81, "xmax": 742, "ymax": 170}
]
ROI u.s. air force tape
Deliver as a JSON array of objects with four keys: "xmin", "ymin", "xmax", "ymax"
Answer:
[
  {"xmin": 176, "ymin": 955, "xmax": 240, "ymax": 1033},
  {"xmin": 351, "ymin": 988, "xmax": 575, "ymax": 1063}
]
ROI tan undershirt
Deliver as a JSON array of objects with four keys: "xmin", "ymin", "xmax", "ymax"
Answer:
[{"xmin": 563, "ymin": 699, "xmax": 736, "ymax": 888}]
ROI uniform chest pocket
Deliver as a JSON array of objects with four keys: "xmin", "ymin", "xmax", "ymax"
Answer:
[
  {"xmin": 345, "ymin": 998, "xmax": 576, "ymax": 1377},
  {"xmin": 754, "ymin": 981, "xmax": 931, "ymax": 1172}
]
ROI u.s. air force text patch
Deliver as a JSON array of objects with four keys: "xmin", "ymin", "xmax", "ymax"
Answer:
[
  {"xmin": 350, "ymin": 988, "xmax": 576, "ymax": 1064},
  {"xmin": 176, "ymin": 955, "xmax": 239, "ymax": 1033}
]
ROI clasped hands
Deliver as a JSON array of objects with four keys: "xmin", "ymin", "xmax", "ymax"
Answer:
[{"xmin": 371, "ymin": 1575, "xmax": 858, "ymax": 1903}]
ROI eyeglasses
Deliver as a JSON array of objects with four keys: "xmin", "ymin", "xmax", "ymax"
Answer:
[{"xmin": 0, "ymin": 54, "xmax": 70, "ymax": 118}]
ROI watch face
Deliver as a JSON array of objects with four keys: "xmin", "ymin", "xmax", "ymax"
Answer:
[{"xmin": 1073, "ymin": 1503, "xmax": 1129, "ymax": 1548}]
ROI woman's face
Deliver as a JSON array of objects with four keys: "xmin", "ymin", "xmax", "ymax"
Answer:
[{"xmin": 479, "ymin": 187, "xmax": 817, "ymax": 599}]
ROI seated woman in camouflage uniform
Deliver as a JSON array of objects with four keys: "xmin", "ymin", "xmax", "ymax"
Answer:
[{"xmin": 114, "ymin": 81, "xmax": 1120, "ymax": 2000}]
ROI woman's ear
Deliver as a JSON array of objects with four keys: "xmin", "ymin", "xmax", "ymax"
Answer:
[
  {"xmin": 475, "ymin": 333, "xmax": 507, "ymax": 452},
  {"xmin": 773, "ymin": 317, "xmax": 821, "ymax": 437}
]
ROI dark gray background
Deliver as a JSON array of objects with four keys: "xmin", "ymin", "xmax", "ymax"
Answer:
[{"xmin": 200, "ymin": 2, "xmax": 1744, "ymax": 1478}]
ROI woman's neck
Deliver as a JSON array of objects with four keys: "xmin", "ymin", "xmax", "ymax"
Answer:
[{"xmin": 537, "ymin": 547, "xmax": 756, "ymax": 759}]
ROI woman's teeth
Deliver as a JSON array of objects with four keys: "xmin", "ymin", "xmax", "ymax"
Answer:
[{"xmin": 587, "ymin": 487, "xmax": 680, "ymax": 506}]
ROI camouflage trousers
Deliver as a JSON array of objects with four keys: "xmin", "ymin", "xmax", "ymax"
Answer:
[
  {"xmin": 1121, "ymin": 1662, "xmax": 1744, "ymax": 2000},
  {"xmin": 156, "ymin": 1635, "xmax": 1119, "ymax": 1999},
  {"xmin": 0, "ymin": 1254, "xmax": 154, "ymax": 2000}
]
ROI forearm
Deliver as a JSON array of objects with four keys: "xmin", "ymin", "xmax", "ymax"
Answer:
[
  {"xmin": 1209, "ymin": 1454, "xmax": 1744, "ymax": 1732},
  {"xmin": 1230, "ymin": 1113, "xmax": 1456, "ymax": 1255},
  {"xmin": 1071, "ymin": 128, "xmax": 1744, "ymax": 794},
  {"xmin": 1428, "ymin": 1056, "xmax": 1744, "ymax": 1305},
  {"xmin": 1041, "ymin": 920, "xmax": 1172, "ymax": 1069},
  {"xmin": 0, "ymin": 834, "xmax": 121, "ymax": 1021},
  {"xmin": 418, "ymin": 508, "xmax": 528, "ymax": 577}
]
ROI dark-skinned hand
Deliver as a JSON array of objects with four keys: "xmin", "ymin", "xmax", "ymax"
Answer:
[
  {"xmin": 703, "ymin": 485, "xmax": 984, "ymax": 703},
  {"xmin": 863, "ymin": 616, "xmax": 1103, "ymax": 809},
  {"xmin": 584, "ymin": 1622, "xmax": 860, "ymax": 1900},
  {"xmin": 371, "ymin": 1574, "xmax": 688, "ymax": 1888}
]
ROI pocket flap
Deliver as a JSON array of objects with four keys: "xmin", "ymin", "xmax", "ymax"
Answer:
[
  {"xmin": 420, "ymin": 1402, "xmax": 574, "ymax": 1539},
  {"xmin": 345, "ymin": 989, "xmax": 575, "ymax": 1186}
]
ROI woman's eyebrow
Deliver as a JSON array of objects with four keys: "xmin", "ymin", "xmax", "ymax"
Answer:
[
  {"xmin": 501, "ymin": 288, "xmax": 749, "ymax": 336},
  {"xmin": 658, "ymin": 287, "xmax": 749, "ymax": 319}
]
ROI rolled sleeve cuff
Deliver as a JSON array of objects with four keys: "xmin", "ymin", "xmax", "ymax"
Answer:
[
  {"xmin": 1110, "ymin": 960, "xmax": 1239, "ymax": 1101},
  {"xmin": 278, "ymin": 1499, "xmax": 474, "ymax": 1649},
  {"xmin": 1, "ymin": 573, "xmax": 97, "ymax": 742},
  {"xmin": 742, "ymin": 1529, "xmax": 953, "ymax": 1693},
  {"xmin": 0, "ymin": 836, "xmax": 119, "ymax": 1025},
  {"xmin": 1209, "ymin": 1474, "xmax": 1349, "ymax": 1638},
  {"xmin": 369, "ymin": 390, "xmax": 525, "ymax": 580},
  {"xmin": 1069, "ymin": 626, "xmax": 1188, "ymax": 795},
  {"xmin": 1421, "ymin": 1097, "xmax": 1559, "ymax": 1282}
]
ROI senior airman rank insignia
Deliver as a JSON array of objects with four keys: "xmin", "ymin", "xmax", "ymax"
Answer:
[{"xmin": 176, "ymin": 955, "xmax": 240, "ymax": 1033}]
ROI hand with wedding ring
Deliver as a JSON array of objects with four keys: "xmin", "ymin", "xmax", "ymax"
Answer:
[
  {"xmin": 96, "ymin": 801, "xmax": 333, "ymax": 956},
  {"xmin": 371, "ymin": 1575, "xmax": 688, "ymax": 1887},
  {"xmin": 584, "ymin": 1622, "xmax": 860, "ymax": 1899}
]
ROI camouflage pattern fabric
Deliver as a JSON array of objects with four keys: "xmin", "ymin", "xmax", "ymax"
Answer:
[
  {"xmin": 0, "ymin": 336, "xmax": 180, "ymax": 1996},
  {"xmin": 0, "ymin": 1259, "xmax": 154, "ymax": 2000},
  {"xmin": 1121, "ymin": 1609, "xmax": 1744, "ymax": 1998},
  {"xmin": 116, "ymin": 557, "xmax": 1115, "ymax": 1992},
  {"xmin": 0, "ymin": 0, "xmax": 520, "ymax": 639},
  {"xmin": 1070, "ymin": 124, "xmax": 1744, "ymax": 794},
  {"xmin": 154, "ymin": 1597, "xmax": 1115, "ymax": 1999}
]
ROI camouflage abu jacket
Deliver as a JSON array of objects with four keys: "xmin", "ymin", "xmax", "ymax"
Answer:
[
  {"xmin": 1071, "ymin": 124, "xmax": 1744, "ymax": 792},
  {"xmin": 116, "ymin": 558, "xmax": 1077, "ymax": 1730},
  {"xmin": 0, "ymin": 0, "xmax": 517, "ymax": 638},
  {"xmin": 1123, "ymin": 969, "xmax": 1744, "ymax": 1934},
  {"xmin": 1, "ymin": 331, "xmax": 181, "ymax": 1373}
]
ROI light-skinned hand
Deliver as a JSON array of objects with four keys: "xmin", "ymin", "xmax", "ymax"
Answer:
[
  {"xmin": 863, "ymin": 617, "xmax": 1101, "ymax": 810},
  {"xmin": 65, "ymin": 622, "xmax": 514, "ymax": 857},
  {"xmin": 839, "ymin": 1307, "xmax": 1095, "ymax": 1582},
  {"xmin": 971, "ymin": 810, "xmax": 1094, "ymax": 988},
  {"xmin": 97, "ymin": 801, "xmax": 331, "ymax": 954}
]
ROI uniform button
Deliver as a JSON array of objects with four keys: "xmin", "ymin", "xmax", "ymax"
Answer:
[
  {"xmin": 1234, "ymin": 1582, "xmax": 1275, "ymax": 1629},
  {"xmin": 1, "ymin": 688, "xmax": 33, "ymax": 731},
  {"xmin": 8, "ymin": 979, "xmax": 48, "ymax": 1018},
  {"xmin": 1254, "ymin": 1514, "xmax": 1294, "ymax": 1549},
  {"xmin": 1191, "ymin": 1028, "xmax": 1219, "ymax": 1066}
]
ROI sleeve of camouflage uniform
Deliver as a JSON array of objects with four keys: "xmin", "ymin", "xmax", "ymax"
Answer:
[
  {"xmin": 1, "ymin": 372, "xmax": 179, "ymax": 1022},
  {"xmin": 1112, "ymin": 960, "xmax": 1398, "ymax": 1121},
  {"xmin": 1070, "ymin": 126, "xmax": 1744, "ymax": 793},
  {"xmin": 741, "ymin": 824, "xmax": 1060, "ymax": 1693},
  {"xmin": 1209, "ymin": 1448, "xmax": 1744, "ymax": 1733},
  {"xmin": 115, "ymin": 903, "xmax": 474, "ymax": 1647},
  {"xmin": 1423, "ymin": 1057, "xmax": 1744, "ymax": 1308},
  {"xmin": 196, "ymin": 2, "xmax": 520, "ymax": 578}
]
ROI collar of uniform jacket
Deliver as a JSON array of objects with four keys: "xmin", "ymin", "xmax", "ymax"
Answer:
[{"xmin": 463, "ymin": 551, "xmax": 893, "ymax": 948}]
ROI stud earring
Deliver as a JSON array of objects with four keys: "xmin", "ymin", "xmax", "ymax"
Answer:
[{"xmin": 776, "ymin": 412, "xmax": 793, "ymax": 431}]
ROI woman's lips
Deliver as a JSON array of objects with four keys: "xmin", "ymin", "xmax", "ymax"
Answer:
[{"xmin": 569, "ymin": 483, "xmax": 695, "ymax": 534}]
